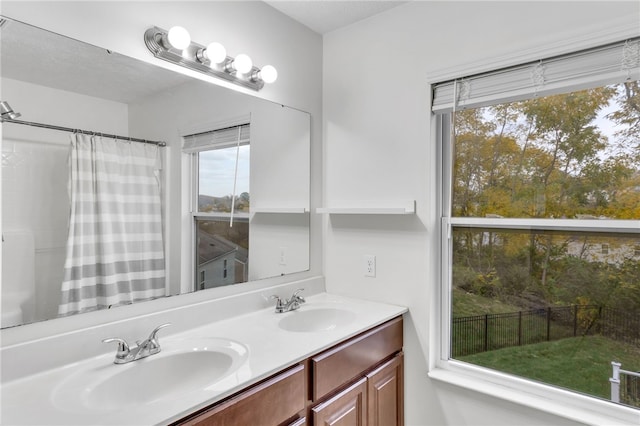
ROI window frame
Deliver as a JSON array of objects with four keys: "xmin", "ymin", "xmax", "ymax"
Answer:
[{"xmin": 430, "ymin": 31, "xmax": 640, "ymax": 424}]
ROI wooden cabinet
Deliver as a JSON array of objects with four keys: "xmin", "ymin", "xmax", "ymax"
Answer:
[
  {"xmin": 309, "ymin": 352, "xmax": 403, "ymax": 426},
  {"xmin": 366, "ymin": 354, "xmax": 404, "ymax": 426},
  {"xmin": 173, "ymin": 316, "xmax": 403, "ymax": 426},
  {"xmin": 312, "ymin": 378, "xmax": 368, "ymax": 426},
  {"xmin": 311, "ymin": 317, "xmax": 403, "ymax": 401},
  {"xmin": 176, "ymin": 364, "xmax": 306, "ymax": 426}
]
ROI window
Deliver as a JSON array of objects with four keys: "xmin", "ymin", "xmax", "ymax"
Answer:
[
  {"xmin": 184, "ymin": 123, "xmax": 251, "ymax": 291},
  {"xmin": 435, "ymin": 38, "xmax": 640, "ymax": 412}
]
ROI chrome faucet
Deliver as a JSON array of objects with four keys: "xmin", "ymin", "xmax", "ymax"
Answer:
[
  {"xmin": 271, "ymin": 288, "xmax": 305, "ymax": 313},
  {"xmin": 103, "ymin": 323, "xmax": 171, "ymax": 364}
]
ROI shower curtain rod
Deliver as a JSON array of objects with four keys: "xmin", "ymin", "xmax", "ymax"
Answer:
[{"xmin": 1, "ymin": 118, "xmax": 167, "ymax": 147}]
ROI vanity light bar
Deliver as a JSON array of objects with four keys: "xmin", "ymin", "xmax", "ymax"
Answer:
[{"xmin": 144, "ymin": 26, "xmax": 277, "ymax": 91}]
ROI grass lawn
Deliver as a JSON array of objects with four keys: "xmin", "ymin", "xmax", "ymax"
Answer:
[
  {"xmin": 452, "ymin": 288, "xmax": 521, "ymax": 316},
  {"xmin": 459, "ymin": 335, "xmax": 640, "ymax": 401}
]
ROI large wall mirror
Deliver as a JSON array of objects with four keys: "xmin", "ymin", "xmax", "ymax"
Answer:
[{"xmin": 0, "ymin": 17, "xmax": 311, "ymax": 329}]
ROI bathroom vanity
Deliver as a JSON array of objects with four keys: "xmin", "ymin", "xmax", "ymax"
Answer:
[
  {"xmin": 176, "ymin": 316, "xmax": 403, "ymax": 425},
  {"xmin": 0, "ymin": 292, "xmax": 407, "ymax": 425}
]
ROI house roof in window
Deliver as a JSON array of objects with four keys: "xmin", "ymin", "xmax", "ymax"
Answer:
[{"xmin": 198, "ymin": 232, "xmax": 239, "ymax": 265}]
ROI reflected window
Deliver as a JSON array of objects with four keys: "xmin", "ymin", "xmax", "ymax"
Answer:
[{"xmin": 187, "ymin": 123, "xmax": 250, "ymax": 291}]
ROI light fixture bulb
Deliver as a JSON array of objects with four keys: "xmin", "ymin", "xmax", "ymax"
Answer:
[
  {"xmin": 205, "ymin": 42, "xmax": 227, "ymax": 64},
  {"xmin": 234, "ymin": 54, "xmax": 253, "ymax": 74},
  {"xmin": 167, "ymin": 26, "xmax": 191, "ymax": 50},
  {"xmin": 260, "ymin": 65, "xmax": 278, "ymax": 84}
]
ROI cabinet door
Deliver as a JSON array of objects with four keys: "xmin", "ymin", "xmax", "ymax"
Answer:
[
  {"xmin": 312, "ymin": 317, "xmax": 403, "ymax": 401},
  {"xmin": 366, "ymin": 353, "xmax": 404, "ymax": 426},
  {"xmin": 178, "ymin": 364, "xmax": 305, "ymax": 426},
  {"xmin": 312, "ymin": 378, "xmax": 367, "ymax": 426}
]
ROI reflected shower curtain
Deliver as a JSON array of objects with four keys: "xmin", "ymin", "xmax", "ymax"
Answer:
[{"xmin": 58, "ymin": 134, "xmax": 165, "ymax": 316}]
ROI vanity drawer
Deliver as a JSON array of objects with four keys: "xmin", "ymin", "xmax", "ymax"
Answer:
[
  {"xmin": 311, "ymin": 316, "xmax": 403, "ymax": 401},
  {"xmin": 178, "ymin": 363, "xmax": 305, "ymax": 426}
]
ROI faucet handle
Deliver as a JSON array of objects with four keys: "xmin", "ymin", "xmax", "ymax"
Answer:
[
  {"xmin": 149, "ymin": 323, "xmax": 171, "ymax": 337},
  {"xmin": 147, "ymin": 323, "xmax": 171, "ymax": 348},
  {"xmin": 292, "ymin": 288, "xmax": 305, "ymax": 302},
  {"xmin": 102, "ymin": 337, "xmax": 130, "ymax": 359},
  {"xmin": 271, "ymin": 295, "xmax": 286, "ymax": 312}
]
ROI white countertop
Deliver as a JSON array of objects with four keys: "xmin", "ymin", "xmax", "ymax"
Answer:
[{"xmin": 1, "ymin": 293, "xmax": 407, "ymax": 425}]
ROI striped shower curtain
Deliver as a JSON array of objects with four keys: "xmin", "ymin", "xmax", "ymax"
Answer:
[{"xmin": 58, "ymin": 134, "xmax": 165, "ymax": 316}]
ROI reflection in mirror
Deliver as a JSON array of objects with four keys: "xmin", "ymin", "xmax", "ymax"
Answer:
[
  {"xmin": 1, "ymin": 17, "xmax": 310, "ymax": 328},
  {"xmin": 195, "ymin": 140, "xmax": 251, "ymax": 289}
]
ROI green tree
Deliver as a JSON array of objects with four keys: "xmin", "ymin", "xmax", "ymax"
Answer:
[
  {"xmin": 451, "ymin": 82, "xmax": 640, "ymax": 313},
  {"xmin": 609, "ymin": 81, "xmax": 640, "ymax": 161},
  {"xmin": 518, "ymin": 87, "xmax": 613, "ymax": 217}
]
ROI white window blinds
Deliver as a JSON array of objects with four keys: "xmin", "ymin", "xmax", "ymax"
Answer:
[
  {"xmin": 432, "ymin": 38, "xmax": 640, "ymax": 114},
  {"xmin": 182, "ymin": 123, "xmax": 250, "ymax": 153}
]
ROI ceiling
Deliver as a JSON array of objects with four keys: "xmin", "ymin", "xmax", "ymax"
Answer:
[
  {"xmin": 1, "ymin": 2, "xmax": 409, "ymax": 106},
  {"xmin": 1, "ymin": 18, "xmax": 192, "ymax": 104},
  {"xmin": 264, "ymin": 1, "xmax": 408, "ymax": 34}
]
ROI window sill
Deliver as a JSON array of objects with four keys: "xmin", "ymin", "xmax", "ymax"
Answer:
[{"xmin": 428, "ymin": 362, "xmax": 640, "ymax": 425}]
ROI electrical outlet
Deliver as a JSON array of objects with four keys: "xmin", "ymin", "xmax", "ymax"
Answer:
[
  {"xmin": 364, "ymin": 255, "xmax": 376, "ymax": 277},
  {"xmin": 279, "ymin": 247, "xmax": 287, "ymax": 265}
]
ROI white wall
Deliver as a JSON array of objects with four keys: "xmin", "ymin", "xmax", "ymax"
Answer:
[
  {"xmin": 250, "ymin": 105, "xmax": 311, "ymax": 279},
  {"xmin": 322, "ymin": 1, "xmax": 639, "ymax": 425}
]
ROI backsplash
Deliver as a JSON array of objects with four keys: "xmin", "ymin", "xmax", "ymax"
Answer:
[{"xmin": 0, "ymin": 276, "xmax": 325, "ymax": 382}]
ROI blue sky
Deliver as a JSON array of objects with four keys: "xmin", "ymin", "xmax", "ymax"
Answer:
[{"xmin": 199, "ymin": 145, "xmax": 250, "ymax": 197}]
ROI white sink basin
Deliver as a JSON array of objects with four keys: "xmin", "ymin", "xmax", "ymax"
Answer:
[
  {"xmin": 52, "ymin": 338, "xmax": 248, "ymax": 412},
  {"xmin": 278, "ymin": 307, "xmax": 357, "ymax": 332}
]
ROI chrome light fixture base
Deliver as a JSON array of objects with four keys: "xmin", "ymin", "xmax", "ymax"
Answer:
[{"xmin": 144, "ymin": 26, "xmax": 265, "ymax": 91}]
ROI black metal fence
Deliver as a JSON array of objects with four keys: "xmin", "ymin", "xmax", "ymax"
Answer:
[
  {"xmin": 452, "ymin": 305, "xmax": 640, "ymax": 357},
  {"xmin": 621, "ymin": 373, "xmax": 640, "ymax": 408}
]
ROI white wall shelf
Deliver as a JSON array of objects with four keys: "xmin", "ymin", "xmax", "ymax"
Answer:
[
  {"xmin": 317, "ymin": 200, "xmax": 416, "ymax": 215},
  {"xmin": 251, "ymin": 207, "xmax": 310, "ymax": 214}
]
